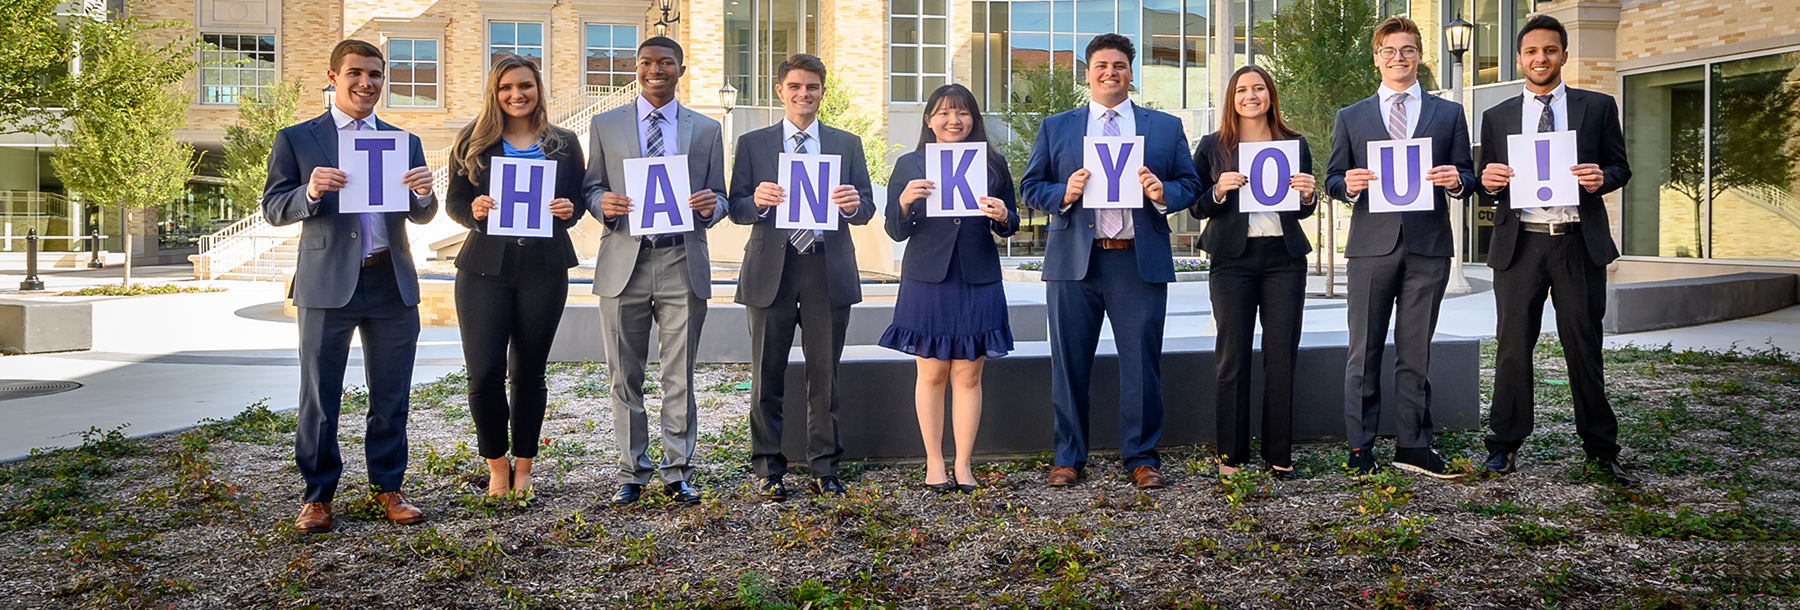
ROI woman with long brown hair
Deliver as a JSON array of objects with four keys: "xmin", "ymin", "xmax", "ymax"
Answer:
[
  {"xmin": 445, "ymin": 53, "xmax": 586, "ymax": 498},
  {"xmin": 1191, "ymin": 65, "xmax": 1317, "ymax": 479}
]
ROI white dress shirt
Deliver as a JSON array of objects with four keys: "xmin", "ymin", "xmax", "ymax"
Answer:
[
  {"xmin": 636, "ymin": 95, "xmax": 679, "ymax": 157},
  {"xmin": 1076, "ymin": 98, "xmax": 1166, "ymax": 239},
  {"xmin": 1377, "ymin": 81, "xmax": 1424, "ymax": 139},
  {"xmin": 1517, "ymin": 83, "xmax": 1579, "ymax": 224},
  {"xmin": 328, "ymin": 104, "xmax": 390, "ymax": 254}
]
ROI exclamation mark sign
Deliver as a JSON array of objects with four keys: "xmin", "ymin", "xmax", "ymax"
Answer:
[{"xmin": 1535, "ymin": 139, "xmax": 1554, "ymax": 203}]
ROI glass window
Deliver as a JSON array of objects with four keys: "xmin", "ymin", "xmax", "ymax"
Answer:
[
  {"xmin": 1622, "ymin": 66, "xmax": 1708, "ymax": 258},
  {"xmin": 1474, "ymin": 0, "xmax": 1500, "ymax": 85},
  {"xmin": 490, "ymin": 21, "xmax": 545, "ymax": 68},
  {"xmin": 1142, "ymin": 0, "xmax": 1183, "ymax": 109},
  {"xmin": 387, "ymin": 39, "xmax": 439, "ymax": 108},
  {"xmin": 891, "ymin": 0, "xmax": 949, "ymax": 102},
  {"xmin": 585, "ymin": 24, "xmax": 638, "ymax": 88},
  {"xmin": 1708, "ymin": 51, "xmax": 1800, "ymax": 262},
  {"xmin": 1183, "ymin": 0, "xmax": 1209, "ymax": 108},
  {"xmin": 743, "ymin": 0, "xmax": 818, "ymax": 107},
  {"xmin": 199, "ymin": 34, "xmax": 276, "ymax": 105}
]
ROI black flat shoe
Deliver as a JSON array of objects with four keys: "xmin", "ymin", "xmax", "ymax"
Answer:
[
  {"xmin": 610, "ymin": 483, "xmax": 643, "ymax": 506},
  {"xmin": 923, "ymin": 480, "xmax": 954, "ymax": 493},
  {"xmin": 1345, "ymin": 448, "xmax": 1379, "ymax": 477},
  {"xmin": 1270, "ymin": 466, "xmax": 1299, "ymax": 481},
  {"xmin": 665, "ymin": 480, "xmax": 703, "ymax": 504},
  {"xmin": 954, "ymin": 482, "xmax": 982, "ymax": 494},
  {"xmin": 759, "ymin": 476, "xmax": 789, "ymax": 502}
]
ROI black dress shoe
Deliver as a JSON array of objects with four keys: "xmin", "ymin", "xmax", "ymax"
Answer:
[
  {"xmin": 1590, "ymin": 459, "xmax": 1640, "ymax": 487},
  {"xmin": 954, "ymin": 480, "xmax": 983, "ymax": 494},
  {"xmin": 1345, "ymin": 448, "xmax": 1379, "ymax": 477},
  {"xmin": 808, "ymin": 476, "xmax": 848, "ymax": 497},
  {"xmin": 1484, "ymin": 451, "xmax": 1517, "ymax": 475},
  {"xmin": 665, "ymin": 481, "xmax": 703, "ymax": 504},
  {"xmin": 759, "ymin": 476, "xmax": 788, "ymax": 502},
  {"xmin": 923, "ymin": 480, "xmax": 954, "ymax": 493},
  {"xmin": 610, "ymin": 483, "xmax": 643, "ymax": 506},
  {"xmin": 1394, "ymin": 447, "xmax": 1464, "ymax": 479}
]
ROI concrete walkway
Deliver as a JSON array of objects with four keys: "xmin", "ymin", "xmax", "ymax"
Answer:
[{"xmin": 0, "ymin": 262, "xmax": 1795, "ymax": 460}]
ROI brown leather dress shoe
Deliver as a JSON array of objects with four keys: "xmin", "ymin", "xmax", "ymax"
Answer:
[
  {"xmin": 1131, "ymin": 466, "xmax": 1168, "ymax": 489},
  {"xmin": 1047, "ymin": 466, "xmax": 1080, "ymax": 487},
  {"xmin": 376, "ymin": 491, "xmax": 426, "ymax": 525},
  {"xmin": 294, "ymin": 502, "xmax": 332, "ymax": 533}
]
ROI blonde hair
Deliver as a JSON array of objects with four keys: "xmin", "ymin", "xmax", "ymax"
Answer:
[{"xmin": 453, "ymin": 54, "xmax": 565, "ymax": 181}]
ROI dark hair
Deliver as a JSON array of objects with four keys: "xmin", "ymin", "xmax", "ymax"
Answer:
[
  {"xmin": 916, "ymin": 83, "xmax": 1008, "ymax": 174},
  {"xmin": 638, "ymin": 36, "xmax": 684, "ymax": 64},
  {"xmin": 1516, "ymin": 15, "xmax": 1568, "ymax": 49},
  {"xmin": 1371, "ymin": 16, "xmax": 1422, "ymax": 50},
  {"xmin": 776, "ymin": 53, "xmax": 828, "ymax": 84},
  {"xmin": 1209, "ymin": 65, "xmax": 1302, "ymax": 179},
  {"xmin": 1084, "ymin": 33, "xmax": 1135, "ymax": 64},
  {"xmin": 330, "ymin": 39, "xmax": 384, "ymax": 72}
]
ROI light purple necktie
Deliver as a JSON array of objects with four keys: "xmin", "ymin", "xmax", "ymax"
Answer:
[
  {"xmin": 1097, "ymin": 109, "xmax": 1125, "ymax": 239},
  {"xmin": 351, "ymin": 118, "xmax": 374, "ymax": 258}
]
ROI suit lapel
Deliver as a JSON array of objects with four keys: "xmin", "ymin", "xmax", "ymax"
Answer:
[
  {"xmin": 1357, "ymin": 96, "xmax": 1384, "ymax": 142},
  {"xmin": 1496, "ymin": 97, "xmax": 1523, "ymax": 163},
  {"xmin": 1415, "ymin": 92, "xmax": 1441, "ymax": 140},
  {"xmin": 676, "ymin": 107, "xmax": 697, "ymax": 156},
  {"xmin": 309, "ymin": 113, "xmax": 339, "ymax": 166},
  {"xmin": 1565, "ymin": 89, "xmax": 1588, "ymax": 134}
]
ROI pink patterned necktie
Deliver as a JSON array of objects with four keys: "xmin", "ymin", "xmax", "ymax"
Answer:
[
  {"xmin": 1096, "ymin": 109, "xmax": 1124, "ymax": 239},
  {"xmin": 1387, "ymin": 93, "xmax": 1410, "ymax": 140},
  {"xmin": 351, "ymin": 119, "xmax": 374, "ymax": 258}
]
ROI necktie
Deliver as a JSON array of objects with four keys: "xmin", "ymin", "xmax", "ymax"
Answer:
[
  {"xmin": 788, "ymin": 132, "xmax": 818, "ymax": 253},
  {"xmin": 1535, "ymin": 94, "xmax": 1555, "ymax": 133},
  {"xmin": 646, "ymin": 109, "xmax": 667, "ymax": 157},
  {"xmin": 1096, "ymin": 109, "xmax": 1125, "ymax": 239},
  {"xmin": 1387, "ymin": 92, "xmax": 1410, "ymax": 140},
  {"xmin": 352, "ymin": 119, "xmax": 374, "ymax": 258}
]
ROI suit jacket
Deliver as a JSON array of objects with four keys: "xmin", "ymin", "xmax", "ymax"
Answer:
[
  {"xmin": 1017, "ymin": 104, "xmax": 1203, "ymax": 282},
  {"xmin": 582, "ymin": 101, "xmax": 730, "ymax": 299},
  {"xmin": 445, "ymin": 127, "xmax": 587, "ymax": 275},
  {"xmin": 263, "ymin": 111, "xmax": 438, "ymax": 308},
  {"xmin": 726, "ymin": 122, "xmax": 877, "ymax": 308},
  {"xmin": 1479, "ymin": 87, "xmax": 1630, "ymax": 270},
  {"xmin": 1325, "ymin": 91, "xmax": 1477, "ymax": 258},
  {"xmin": 884, "ymin": 149, "xmax": 1020, "ymax": 284},
  {"xmin": 1189, "ymin": 133, "xmax": 1318, "ymax": 259}
]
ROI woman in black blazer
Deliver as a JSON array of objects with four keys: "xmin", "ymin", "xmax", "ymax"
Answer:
[
  {"xmin": 1191, "ymin": 65, "xmax": 1318, "ymax": 480},
  {"xmin": 445, "ymin": 54, "xmax": 586, "ymax": 498},
  {"xmin": 878, "ymin": 84, "xmax": 1019, "ymax": 493}
]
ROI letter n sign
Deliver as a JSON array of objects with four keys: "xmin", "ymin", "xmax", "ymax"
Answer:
[
  {"xmin": 487, "ymin": 157, "xmax": 557, "ymax": 238},
  {"xmin": 924, "ymin": 143, "xmax": 988, "ymax": 217},
  {"xmin": 776, "ymin": 152, "xmax": 842, "ymax": 231},
  {"xmin": 1367, "ymin": 137, "xmax": 1433, "ymax": 213}
]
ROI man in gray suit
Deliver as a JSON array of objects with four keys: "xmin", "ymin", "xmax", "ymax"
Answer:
[
  {"xmin": 581, "ymin": 37, "xmax": 728, "ymax": 507},
  {"xmin": 263, "ymin": 40, "xmax": 437, "ymax": 533},
  {"xmin": 1325, "ymin": 17, "xmax": 1477, "ymax": 480},
  {"xmin": 727, "ymin": 54, "xmax": 876, "ymax": 500}
]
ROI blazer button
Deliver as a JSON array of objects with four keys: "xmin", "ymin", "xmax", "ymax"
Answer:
[
  {"xmin": 1087, "ymin": 223, "xmax": 1095, "ymax": 228},
  {"xmin": 954, "ymin": 219, "xmax": 962, "ymax": 225},
  {"xmin": 350, "ymin": 231, "xmax": 359, "ymax": 239},
  {"xmin": 517, "ymin": 238, "xmax": 528, "ymax": 246}
]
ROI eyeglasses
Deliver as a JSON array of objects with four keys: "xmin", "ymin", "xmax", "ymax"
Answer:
[{"xmin": 1377, "ymin": 46, "xmax": 1422, "ymax": 60}]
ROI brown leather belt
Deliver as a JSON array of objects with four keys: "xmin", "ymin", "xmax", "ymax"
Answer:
[
  {"xmin": 1521, "ymin": 221, "xmax": 1580, "ymax": 236},
  {"xmin": 360, "ymin": 249, "xmax": 392, "ymax": 268},
  {"xmin": 1094, "ymin": 238, "xmax": 1134, "ymax": 250}
]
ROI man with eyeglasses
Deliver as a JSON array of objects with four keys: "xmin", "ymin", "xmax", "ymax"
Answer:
[{"xmin": 1325, "ymin": 16, "xmax": 1476, "ymax": 480}]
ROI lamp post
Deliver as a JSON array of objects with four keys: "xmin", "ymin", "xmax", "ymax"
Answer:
[
  {"xmin": 1443, "ymin": 15, "xmax": 1475, "ymax": 294},
  {"xmin": 719, "ymin": 82, "xmax": 737, "ymax": 168},
  {"xmin": 651, "ymin": 0, "xmax": 681, "ymax": 37},
  {"xmin": 321, "ymin": 84, "xmax": 336, "ymax": 110}
]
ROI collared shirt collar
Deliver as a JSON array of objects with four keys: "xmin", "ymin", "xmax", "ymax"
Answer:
[
  {"xmin": 781, "ymin": 117, "xmax": 822, "ymax": 150},
  {"xmin": 330, "ymin": 104, "xmax": 376, "ymax": 130},
  {"xmin": 1087, "ymin": 98, "xmax": 1135, "ymax": 121},
  {"xmin": 637, "ymin": 95, "xmax": 679, "ymax": 122},
  {"xmin": 1377, "ymin": 81, "xmax": 1424, "ymax": 103},
  {"xmin": 1524, "ymin": 82, "xmax": 1568, "ymax": 103}
]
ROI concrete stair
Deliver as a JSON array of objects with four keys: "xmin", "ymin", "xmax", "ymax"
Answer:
[{"xmin": 215, "ymin": 237, "xmax": 298, "ymax": 282}]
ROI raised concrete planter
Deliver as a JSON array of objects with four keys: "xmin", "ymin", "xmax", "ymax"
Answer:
[
  {"xmin": 547, "ymin": 300, "xmax": 1050, "ymax": 364},
  {"xmin": 1003, "ymin": 268, "xmax": 1208, "ymax": 283},
  {"xmin": 0, "ymin": 299, "xmax": 92, "ymax": 354},
  {"xmin": 777, "ymin": 332, "xmax": 1482, "ymax": 460},
  {"xmin": 1604, "ymin": 272, "xmax": 1798, "ymax": 334}
]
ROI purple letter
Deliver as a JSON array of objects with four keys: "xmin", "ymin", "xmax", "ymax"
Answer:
[
  {"xmin": 1378, "ymin": 144, "xmax": 1423, "ymax": 207},
  {"xmin": 1248, "ymin": 147, "xmax": 1291, "ymax": 206},
  {"xmin": 940, "ymin": 148, "xmax": 979, "ymax": 211},
  {"xmin": 1534, "ymin": 139, "xmax": 1554, "ymax": 202},
  {"xmin": 639, "ymin": 163, "xmax": 683, "ymax": 228},
  {"xmin": 787, "ymin": 159, "xmax": 831, "ymax": 224},
  {"xmin": 354, "ymin": 138, "xmax": 396, "ymax": 207},
  {"xmin": 499, "ymin": 164, "xmax": 546, "ymax": 229},
  {"xmin": 1095, "ymin": 142, "xmax": 1136, "ymax": 202}
]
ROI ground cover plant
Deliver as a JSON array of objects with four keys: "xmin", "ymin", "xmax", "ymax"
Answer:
[{"xmin": 0, "ymin": 337, "xmax": 1796, "ymax": 608}]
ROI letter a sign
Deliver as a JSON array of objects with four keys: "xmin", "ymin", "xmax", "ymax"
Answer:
[
  {"xmin": 1082, "ymin": 135, "xmax": 1145, "ymax": 210},
  {"xmin": 1367, "ymin": 138, "xmax": 1433, "ymax": 213},
  {"xmin": 337, "ymin": 131, "xmax": 411, "ymax": 213},
  {"xmin": 924, "ymin": 143, "xmax": 988, "ymax": 217},
  {"xmin": 623, "ymin": 155, "xmax": 695, "ymax": 236},
  {"xmin": 776, "ymin": 152, "xmax": 841, "ymax": 231},
  {"xmin": 487, "ymin": 158, "xmax": 557, "ymax": 238}
]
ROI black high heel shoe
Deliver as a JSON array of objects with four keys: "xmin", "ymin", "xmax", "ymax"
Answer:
[{"xmin": 925, "ymin": 481, "xmax": 954, "ymax": 493}]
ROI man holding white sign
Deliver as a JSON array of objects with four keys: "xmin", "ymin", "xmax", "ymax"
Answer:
[
  {"xmin": 1325, "ymin": 17, "xmax": 1476, "ymax": 480},
  {"xmin": 581, "ymin": 37, "xmax": 728, "ymax": 507},
  {"xmin": 263, "ymin": 40, "xmax": 437, "ymax": 533},
  {"xmin": 1019, "ymin": 34, "xmax": 1202, "ymax": 491},
  {"xmin": 1477, "ymin": 16, "xmax": 1635, "ymax": 486},
  {"xmin": 727, "ymin": 53, "xmax": 875, "ymax": 501}
]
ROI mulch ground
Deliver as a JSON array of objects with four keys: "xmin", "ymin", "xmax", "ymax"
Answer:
[{"xmin": 0, "ymin": 337, "xmax": 1796, "ymax": 609}]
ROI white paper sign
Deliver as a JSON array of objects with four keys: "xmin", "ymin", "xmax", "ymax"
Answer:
[
  {"xmin": 623, "ymin": 155, "xmax": 695, "ymax": 237},
  {"xmin": 1366, "ymin": 137, "xmax": 1434, "ymax": 214},
  {"xmin": 338, "ymin": 131, "xmax": 412, "ymax": 213},
  {"xmin": 1506, "ymin": 130, "xmax": 1580, "ymax": 208},
  {"xmin": 775, "ymin": 153, "xmax": 842, "ymax": 231},
  {"xmin": 1082, "ymin": 135, "xmax": 1145, "ymax": 210},
  {"xmin": 486, "ymin": 157, "xmax": 557, "ymax": 238},
  {"xmin": 924, "ymin": 143, "xmax": 989, "ymax": 217},
  {"xmin": 1238, "ymin": 141, "xmax": 1302, "ymax": 212}
]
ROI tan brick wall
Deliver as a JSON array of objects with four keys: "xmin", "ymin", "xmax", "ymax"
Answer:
[
  {"xmin": 1618, "ymin": 0, "xmax": 1800, "ymax": 61},
  {"xmin": 818, "ymin": 0, "xmax": 889, "ymax": 143}
]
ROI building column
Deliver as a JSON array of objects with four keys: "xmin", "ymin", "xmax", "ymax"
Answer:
[
  {"xmin": 681, "ymin": 0, "xmax": 730, "ymax": 122},
  {"xmin": 1536, "ymin": 0, "xmax": 1621, "ymax": 96}
]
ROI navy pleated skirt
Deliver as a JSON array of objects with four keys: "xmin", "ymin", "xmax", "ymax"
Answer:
[{"xmin": 878, "ymin": 256, "xmax": 1014, "ymax": 361}]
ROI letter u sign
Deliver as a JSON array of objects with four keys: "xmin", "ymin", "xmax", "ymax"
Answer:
[{"xmin": 1367, "ymin": 138, "xmax": 1434, "ymax": 213}]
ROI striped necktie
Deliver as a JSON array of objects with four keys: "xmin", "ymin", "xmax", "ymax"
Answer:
[
  {"xmin": 645, "ymin": 109, "xmax": 667, "ymax": 157},
  {"xmin": 1387, "ymin": 92, "xmax": 1410, "ymax": 140},
  {"xmin": 351, "ymin": 118, "xmax": 374, "ymax": 258},
  {"xmin": 1096, "ymin": 109, "xmax": 1125, "ymax": 239},
  {"xmin": 788, "ymin": 132, "xmax": 818, "ymax": 253}
]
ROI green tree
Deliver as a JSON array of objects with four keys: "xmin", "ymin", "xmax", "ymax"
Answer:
[
  {"xmin": 0, "ymin": 0, "xmax": 81, "ymax": 135},
  {"xmin": 1263, "ymin": 0, "xmax": 1382, "ymax": 178},
  {"xmin": 819, "ymin": 74, "xmax": 900, "ymax": 185},
  {"xmin": 220, "ymin": 79, "xmax": 303, "ymax": 215},
  {"xmin": 997, "ymin": 63, "xmax": 1088, "ymax": 184}
]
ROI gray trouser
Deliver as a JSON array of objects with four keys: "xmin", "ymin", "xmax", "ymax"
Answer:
[
  {"xmin": 600, "ymin": 244, "xmax": 707, "ymax": 485},
  {"xmin": 1343, "ymin": 241, "xmax": 1449, "ymax": 450}
]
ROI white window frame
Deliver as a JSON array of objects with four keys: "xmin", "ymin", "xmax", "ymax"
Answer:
[
  {"xmin": 889, "ymin": 0, "xmax": 949, "ymax": 104},
  {"xmin": 197, "ymin": 32, "xmax": 278, "ymax": 106},
  {"xmin": 385, "ymin": 38, "xmax": 442, "ymax": 109},
  {"xmin": 485, "ymin": 19, "xmax": 551, "ymax": 83},
  {"xmin": 583, "ymin": 23, "xmax": 640, "ymax": 89}
]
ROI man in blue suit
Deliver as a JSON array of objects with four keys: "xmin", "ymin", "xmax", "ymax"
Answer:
[
  {"xmin": 1325, "ymin": 17, "xmax": 1477, "ymax": 480},
  {"xmin": 1020, "ymin": 34, "xmax": 1202, "ymax": 490},
  {"xmin": 263, "ymin": 40, "xmax": 438, "ymax": 533}
]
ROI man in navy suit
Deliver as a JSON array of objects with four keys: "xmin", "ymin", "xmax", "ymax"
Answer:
[
  {"xmin": 1019, "ymin": 34, "xmax": 1202, "ymax": 490},
  {"xmin": 1477, "ymin": 16, "xmax": 1636, "ymax": 485},
  {"xmin": 1325, "ymin": 17, "xmax": 1477, "ymax": 479},
  {"xmin": 263, "ymin": 40, "xmax": 438, "ymax": 533}
]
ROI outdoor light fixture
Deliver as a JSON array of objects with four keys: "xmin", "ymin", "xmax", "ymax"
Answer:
[
  {"xmin": 652, "ymin": 0, "xmax": 681, "ymax": 37},
  {"xmin": 1445, "ymin": 15, "xmax": 1474, "ymax": 59},
  {"xmin": 1442, "ymin": 14, "xmax": 1476, "ymax": 294},
  {"xmin": 321, "ymin": 84, "xmax": 335, "ymax": 108},
  {"xmin": 719, "ymin": 82, "xmax": 738, "ymax": 113}
]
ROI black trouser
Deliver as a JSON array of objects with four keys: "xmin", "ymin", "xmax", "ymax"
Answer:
[
  {"xmin": 746, "ymin": 246, "xmax": 850, "ymax": 479},
  {"xmin": 295, "ymin": 258, "xmax": 419, "ymax": 503},
  {"xmin": 1486, "ymin": 227, "xmax": 1618, "ymax": 461},
  {"xmin": 1209, "ymin": 237, "xmax": 1306, "ymax": 468},
  {"xmin": 1344, "ymin": 237, "xmax": 1449, "ymax": 451},
  {"xmin": 456, "ymin": 245, "xmax": 569, "ymax": 460}
]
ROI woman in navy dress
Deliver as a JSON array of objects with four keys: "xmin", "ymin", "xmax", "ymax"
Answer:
[{"xmin": 879, "ymin": 84, "xmax": 1019, "ymax": 493}]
